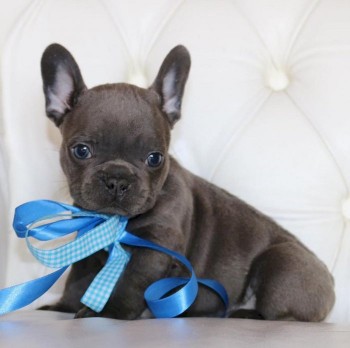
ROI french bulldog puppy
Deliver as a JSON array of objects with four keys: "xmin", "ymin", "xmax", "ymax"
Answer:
[{"xmin": 39, "ymin": 43, "xmax": 335, "ymax": 321}]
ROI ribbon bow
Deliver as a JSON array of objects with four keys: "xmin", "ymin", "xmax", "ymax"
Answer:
[{"xmin": 0, "ymin": 200, "xmax": 228, "ymax": 318}]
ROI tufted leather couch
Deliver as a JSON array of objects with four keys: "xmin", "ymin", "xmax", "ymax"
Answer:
[{"xmin": 1, "ymin": 0, "xmax": 350, "ymax": 346}]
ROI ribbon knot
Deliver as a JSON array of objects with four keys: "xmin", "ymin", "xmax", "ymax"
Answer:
[{"xmin": 0, "ymin": 200, "xmax": 228, "ymax": 317}]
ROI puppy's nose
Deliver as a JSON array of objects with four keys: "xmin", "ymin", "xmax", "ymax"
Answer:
[{"xmin": 105, "ymin": 177, "xmax": 131, "ymax": 196}]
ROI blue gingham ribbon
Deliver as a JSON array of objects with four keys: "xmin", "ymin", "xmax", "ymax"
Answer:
[
  {"xmin": 27, "ymin": 213, "xmax": 130, "ymax": 312},
  {"xmin": 0, "ymin": 200, "xmax": 228, "ymax": 317},
  {"xmin": 80, "ymin": 225, "xmax": 130, "ymax": 311},
  {"xmin": 5, "ymin": 200, "xmax": 130, "ymax": 314}
]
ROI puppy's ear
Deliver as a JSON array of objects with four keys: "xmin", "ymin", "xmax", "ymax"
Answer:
[
  {"xmin": 150, "ymin": 45, "xmax": 191, "ymax": 127},
  {"xmin": 41, "ymin": 44, "xmax": 86, "ymax": 126}
]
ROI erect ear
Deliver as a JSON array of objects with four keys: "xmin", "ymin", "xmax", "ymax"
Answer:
[
  {"xmin": 41, "ymin": 43, "xmax": 87, "ymax": 127},
  {"xmin": 150, "ymin": 45, "xmax": 191, "ymax": 127}
]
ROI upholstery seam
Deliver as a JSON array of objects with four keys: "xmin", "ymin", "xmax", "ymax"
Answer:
[
  {"xmin": 285, "ymin": 91, "xmax": 348, "ymax": 272},
  {"xmin": 284, "ymin": 0, "xmax": 322, "ymax": 66},
  {"xmin": 208, "ymin": 90, "xmax": 273, "ymax": 181},
  {"xmin": 99, "ymin": 0, "xmax": 134, "ymax": 70},
  {"xmin": 285, "ymin": 91, "xmax": 349, "ymax": 194},
  {"xmin": 229, "ymin": 0, "xmax": 279, "ymax": 71},
  {"xmin": 143, "ymin": 0, "xmax": 186, "ymax": 64}
]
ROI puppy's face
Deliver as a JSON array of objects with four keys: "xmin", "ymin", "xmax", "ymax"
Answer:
[
  {"xmin": 41, "ymin": 45, "xmax": 190, "ymax": 216},
  {"xmin": 59, "ymin": 85, "xmax": 171, "ymax": 216}
]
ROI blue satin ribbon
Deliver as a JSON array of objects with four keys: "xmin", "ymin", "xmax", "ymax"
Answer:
[{"xmin": 0, "ymin": 200, "xmax": 228, "ymax": 318}]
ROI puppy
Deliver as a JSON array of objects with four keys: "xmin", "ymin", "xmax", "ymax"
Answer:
[{"xmin": 39, "ymin": 44, "xmax": 335, "ymax": 321}]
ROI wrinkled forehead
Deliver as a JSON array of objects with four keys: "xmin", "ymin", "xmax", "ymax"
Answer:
[{"xmin": 61, "ymin": 84, "xmax": 170, "ymax": 149}]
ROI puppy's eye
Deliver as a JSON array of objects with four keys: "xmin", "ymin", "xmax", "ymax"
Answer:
[
  {"xmin": 146, "ymin": 152, "xmax": 164, "ymax": 168},
  {"xmin": 72, "ymin": 144, "xmax": 92, "ymax": 159}
]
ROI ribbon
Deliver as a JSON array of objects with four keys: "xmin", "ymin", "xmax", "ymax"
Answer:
[{"xmin": 0, "ymin": 200, "xmax": 228, "ymax": 318}]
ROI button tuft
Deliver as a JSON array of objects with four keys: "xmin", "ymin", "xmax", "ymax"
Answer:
[{"xmin": 266, "ymin": 68, "xmax": 290, "ymax": 91}]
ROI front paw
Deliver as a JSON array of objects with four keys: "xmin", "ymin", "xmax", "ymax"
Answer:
[
  {"xmin": 38, "ymin": 303, "xmax": 75, "ymax": 313},
  {"xmin": 75, "ymin": 306, "xmax": 98, "ymax": 318}
]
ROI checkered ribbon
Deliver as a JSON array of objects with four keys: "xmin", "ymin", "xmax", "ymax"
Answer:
[
  {"xmin": 80, "ymin": 226, "xmax": 130, "ymax": 311},
  {"xmin": 26, "ymin": 211, "xmax": 130, "ymax": 312}
]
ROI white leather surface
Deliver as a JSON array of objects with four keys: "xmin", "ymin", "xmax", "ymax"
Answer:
[
  {"xmin": 0, "ymin": 0, "xmax": 350, "ymax": 323},
  {"xmin": 1, "ymin": 311, "xmax": 350, "ymax": 348}
]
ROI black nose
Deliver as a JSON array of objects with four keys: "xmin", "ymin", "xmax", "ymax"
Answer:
[{"xmin": 105, "ymin": 177, "xmax": 131, "ymax": 196}]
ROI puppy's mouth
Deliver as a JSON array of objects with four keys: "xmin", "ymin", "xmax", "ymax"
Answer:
[
  {"xmin": 91, "ymin": 204, "xmax": 136, "ymax": 218},
  {"xmin": 74, "ymin": 199, "xmax": 142, "ymax": 218},
  {"xmin": 71, "ymin": 184, "xmax": 152, "ymax": 218}
]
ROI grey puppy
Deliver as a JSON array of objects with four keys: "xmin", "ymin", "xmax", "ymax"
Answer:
[{"xmin": 40, "ymin": 44, "xmax": 335, "ymax": 321}]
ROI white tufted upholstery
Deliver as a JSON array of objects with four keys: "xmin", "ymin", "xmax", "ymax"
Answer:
[{"xmin": 0, "ymin": 0, "xmax": 350, "ymax": 324}]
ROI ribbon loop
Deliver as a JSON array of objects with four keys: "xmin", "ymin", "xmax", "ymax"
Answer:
[{"xmin": 26, "ymin": 216, "xmax": 124, "ymax": 269}]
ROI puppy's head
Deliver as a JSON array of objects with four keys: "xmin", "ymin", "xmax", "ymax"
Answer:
[{"xmin": 41, "ymin": 44, "xmax": 190, "ymax": 217}]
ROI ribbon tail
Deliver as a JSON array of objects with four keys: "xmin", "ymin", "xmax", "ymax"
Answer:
[
  {"xmin": 120, "ymin": 231, "xmax": 199, "ymax": 318},
  {"xmin": 0, "ymin": 267, "xmax": 67, "ymax": 315},
  {"xmin": 120, "ymin": 231, "xmax": 229, "ymax": 318},
  {"xmin": 144, "ymin": 277, "xmax": 198, "ymax": 318},
  {"xmin": 81, "ymin": 252, "xmax": 129, "ymax": 313}
]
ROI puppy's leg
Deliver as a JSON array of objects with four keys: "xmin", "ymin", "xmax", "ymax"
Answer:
[
  {"xmin": 180, "ymin": 286, "xmax": 227, "ymax": 318},
  {"xmin": 249, "ymin": 242, "xmax": 335, "ymax": 321},
  {"xmin": 76, "ymin": 247, "xmax": 173, "ymax": 319},
  {"xmin": 39, "ymin": 250, "xmax": 108, "ymax": 313}
]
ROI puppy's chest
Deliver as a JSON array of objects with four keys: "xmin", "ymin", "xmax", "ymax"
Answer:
[{"xmin": 125, "ymin": 214, "xmax": 214, "ymax": 277}]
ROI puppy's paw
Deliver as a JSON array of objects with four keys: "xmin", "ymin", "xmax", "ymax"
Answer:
[
  {"xmin": 229, "ymin": 309, "xmax": 264, "ymax": 320},
  {"xmin": 38, "ymin": 303, "xmax": 75, "ymax": 313},
  {"xmin": 75, "ymin": 306, "xmax": 98, "ymax": 319}
]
